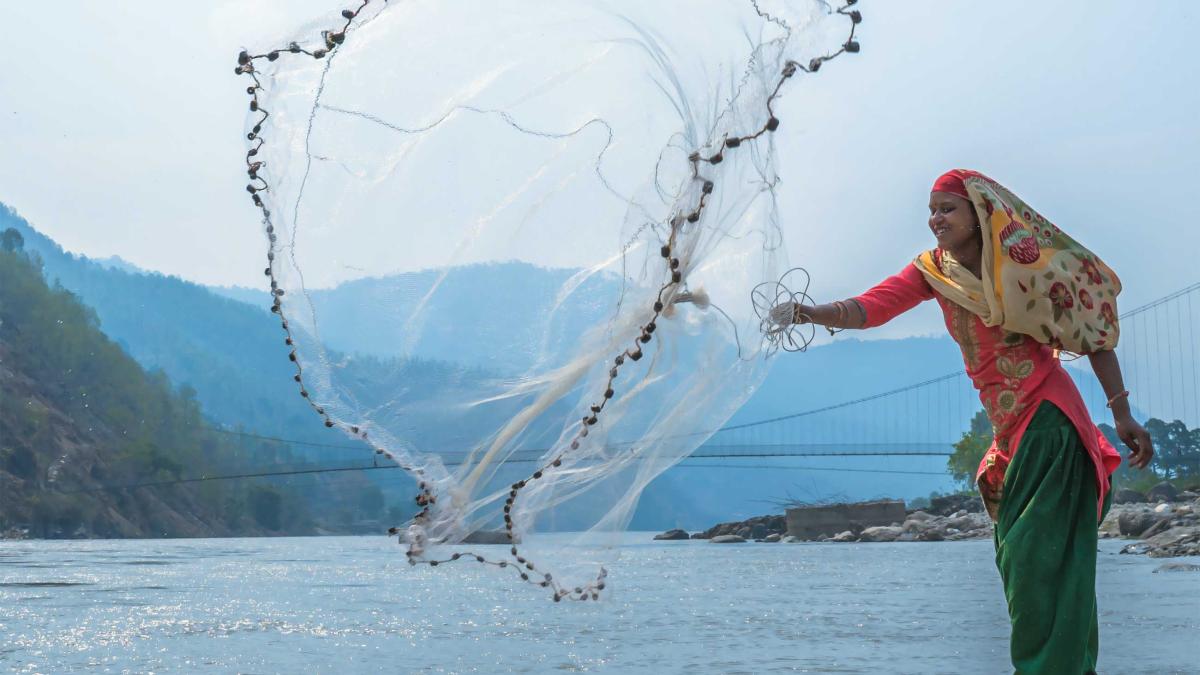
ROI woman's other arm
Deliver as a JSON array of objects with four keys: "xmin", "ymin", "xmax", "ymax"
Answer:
[{"xmin": 1087, "ymin": 349, "xmax": 1155, "ymax": 469}]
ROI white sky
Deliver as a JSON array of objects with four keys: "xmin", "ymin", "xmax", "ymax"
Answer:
[{"xmin": 1, "ymin": 1, "xmax": 1197, "ymax": 341}]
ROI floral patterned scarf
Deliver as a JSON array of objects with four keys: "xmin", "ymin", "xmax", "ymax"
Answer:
[{"xmin": 915, "ymin": 170, "xmax": 1121, "ymax": 354}]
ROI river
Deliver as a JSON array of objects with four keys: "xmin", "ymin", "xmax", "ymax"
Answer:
[{"xmin": 1, "ymin": 535, "xmax": 1196, "ymax": 673}]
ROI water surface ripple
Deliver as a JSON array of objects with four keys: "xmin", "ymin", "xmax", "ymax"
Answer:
[{"xmin": 0, "ymin": 536, "xmax": 1195, "ymax": 673}]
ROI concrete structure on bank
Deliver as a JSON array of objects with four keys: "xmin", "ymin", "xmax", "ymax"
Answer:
[{"xmin": 785, "ymin": 500, "xmax": 907, "ymax": 541}]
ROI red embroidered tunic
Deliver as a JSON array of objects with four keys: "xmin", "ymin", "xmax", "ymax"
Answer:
[{"xmin": 853, "ymin": 263, "xmax": 1121, "ymax": 519}]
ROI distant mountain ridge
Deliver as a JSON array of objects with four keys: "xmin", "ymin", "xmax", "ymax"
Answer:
[{"xmin": 2, "ymin": 202, "xmax": 977, "ymax": 528}]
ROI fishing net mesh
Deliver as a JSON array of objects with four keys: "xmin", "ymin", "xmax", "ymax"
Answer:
[{"xmin": 238, "ymin": 0, "xmax": 861, "ymax": 600}]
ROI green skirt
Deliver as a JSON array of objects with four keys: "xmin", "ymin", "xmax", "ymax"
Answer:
[{"xmin": 993, "ymin": 402, "xmax": 1111, "ymax": 675}]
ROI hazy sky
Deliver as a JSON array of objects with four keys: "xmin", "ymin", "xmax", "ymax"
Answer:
[{"xmin": 1, "ymin": 1, "xmax": 1197, "ymax": 341}]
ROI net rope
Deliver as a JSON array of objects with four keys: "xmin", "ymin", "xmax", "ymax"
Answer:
[{"xmin": 236, "ymin": 0, "xmax": 864, "ymax": 601}]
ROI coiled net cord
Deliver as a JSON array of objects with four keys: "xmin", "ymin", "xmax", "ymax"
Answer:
[{"xmin": 753, "ymin": 267, "xmax": 819, "ymax": 355}]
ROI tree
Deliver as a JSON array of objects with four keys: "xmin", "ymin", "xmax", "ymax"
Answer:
[
  {"xmin": 1144, "ymin": 418, "xmax": 1198, "ymax": 480},
  {"xmin": 0, "ymin": 227, "xmax": 23, "ymax": 253},
  {"xmin": 948, "ymin": 409, "xmax": 992, "ymax": 489}
]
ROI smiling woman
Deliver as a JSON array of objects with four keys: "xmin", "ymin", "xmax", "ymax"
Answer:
[
  {"xmin": 235, "ymin": 0, "xmax": 863, "ymax": 600},
  {"xmin": 771, "ymin": 168, "xmax": 1154, "ymax": 674}
]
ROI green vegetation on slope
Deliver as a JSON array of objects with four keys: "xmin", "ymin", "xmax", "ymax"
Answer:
[{"xmin": 0, "ymin": 240, "xmax": 345, "ymax": 537}]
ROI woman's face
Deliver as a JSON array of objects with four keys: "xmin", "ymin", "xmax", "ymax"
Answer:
[{"xmin": 928, "ymin": 191, "xmax": 979, "ymax": 250}]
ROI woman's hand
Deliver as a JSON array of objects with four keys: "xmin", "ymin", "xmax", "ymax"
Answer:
[
  {"xmin": 1114, "ymin": 413, "xmax": 1155, "ymax": 469},
  {"xmin": 769, "ymin": 301, "xmax": 806, "ymax": 327}
]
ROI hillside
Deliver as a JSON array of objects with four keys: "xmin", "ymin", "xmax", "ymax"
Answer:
[{"xmin": 0, "ymin": 245, "xmax": 313, "ymax": 537}]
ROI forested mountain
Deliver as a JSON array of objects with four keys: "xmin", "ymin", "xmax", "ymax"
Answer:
[{"xmin": 0, "ymin": 243, "xmax": 319, "ymax": 537}]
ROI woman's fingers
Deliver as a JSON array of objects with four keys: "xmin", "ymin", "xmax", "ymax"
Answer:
[
  {"xmin": 1122, "ymin": 427, "xmax": 1155, "ymax": 469},
  {"xmin": 1133, "ymin": 428, "xmax": 1155, "ymax": 469}
]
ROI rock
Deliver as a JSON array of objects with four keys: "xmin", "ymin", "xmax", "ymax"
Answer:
[
  {"xmin": 1099, "ymin": 510, "xmax": 1123, "ymax": 536},
  {"xmin": 1120, "ymin": 542, "xmax": 1152, "ymax": 555},
  {"xmin": 901, "ymin": 518, "xmax": 929, "ymax": 533},
  {"xmin": 710, "ymin": 534, "xmax": 746, "ymax": 544},
  {"xmin": 1113, "ymin": 488, "xmax": 1147, "ymax": 504},
  {"xmin": 696, "ymin": 514, "xmax": 787, "ymax": 540},
  {"xmin": 905, "ymin": 510, "xmax": 936, "ymax": 522},
  {"xmin": 1118, "ymin": 510, "xmax": 1161, "ymax": 537},
  {"xmin": 764, "ymin": 533, "xmax": 781, "ymax": 543},
  {"xmin": 859, "ymin": 525, "xmax": 903, "ymax": 543},
  {"xmin": 943, "ymin": 516, "xmax": 976, "ymax": 532},
  {"xmin": 918, "ymin": 529, "xmax": 945, "ymax": 542},
  {"xmin": 896, "ymin": 532, "xmax": 918, "ymax": 542},
  {"xmin": 1154, "ymin": 503, "xmax": 1173, "ymax": 514},
  {"xmin": 654, "ymin": 529, "xmax": 690, "ymax": 541},
  {"xmin": 781, "ymin": 535, "xmax": 800, "ymax": 543},
  {"xmin": 1153, "ymin": 562, "xmax": 1200, "ymax": 573},
  {"xmin": 831, "ymin": 530, "xmax": 856, "ymax": 543},
  {"xmin": 928, "ymin": 493, "xmax": 983, "ymax": 516},
  {"xmin": 1177, "ymin": 490, "xmax": 1199, "ymax": 500},
  {"xmin": 1147, "ymin": 482, "xmax": 1179, "ymax": 502},
  {"xmin": 1144, "ymin": 525, "xmax": 1200, "ymax": 558},
  {"xmin": 1140, "ymin": 518, "xmax": 1174, "ymax": 540}
]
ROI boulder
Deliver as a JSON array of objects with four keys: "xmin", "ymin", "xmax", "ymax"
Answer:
[
  {"xmin": 901, "ymin": 518, "xmax": 929, "ymax": 533},
  {"xmin": 1154, "ymin": 503, "xmax": 1173, "ymax": 514},
  {"xmin": 654, "ymin": 529, "xmax": 690, "ymax": 541},
  {"xmin": 750, "ymin": 523, "xmax": 769, "ymax": 540},
  {"xmin": 710, "ymin": 534, "xmax": 746, "ymax": 544},
  {"xmin": 943, "ymin": 516, "xmax": 976, "ymax": 532},
  {"xmin": 905, "ymin": 510, "xmax": 936, "ymax": 522},
  {"xmin": 1118, "ymin": 510, "xmax": 1161, "ymax": 537},
  {"xmin": 831, "ymin": 530, "xmax": 856, "ymax": 543},
  {"xmin": 763, "ymin": 533, "xmax": 782, "ymax": 543},
  {"xmin": 1113, "ymin": 488, "xmax": 1146, "ymax": 504},
  {"xmin": 690, "ymin": 532, "xmax": 711, "ymax": 539},
  {"xmin": 1147, "ymin": 482, "xmax": 1179, "ymax": 502},
  {"xmin": 1140, "ymin": 518, "xmax": 1174, "ymax": 540},
  {"xmin": 918, "ymin": 529, "xmax": 945, "ymax": 542},
  {"xmin": 781, "ymin": 535, "xmax": 800, "ymax": 543},
  {"xmin": 1179, "ymin": 491, "xmax": 1200, "ymax": 500},
  {"xmin": 859, "ymin": 525, "xmax": 903, "ymax": 543}
]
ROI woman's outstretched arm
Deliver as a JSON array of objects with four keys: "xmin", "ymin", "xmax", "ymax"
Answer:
[
  {"xmin": 771, "ymin": 264, "xmax": 933, "ymax": 330},
  {"xmin": 1087, "ymin": 349, "xmax": 1155, "ymax": 469}
]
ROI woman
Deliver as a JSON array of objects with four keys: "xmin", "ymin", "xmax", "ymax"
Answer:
[{"xmin": 772, "ymin": 169, "xmax": 1154, "ymax": 674}]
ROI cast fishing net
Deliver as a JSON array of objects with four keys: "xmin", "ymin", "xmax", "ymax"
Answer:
[{"xmin": 237, "ymin": 0, "xmax": 862, "ymax": 600}]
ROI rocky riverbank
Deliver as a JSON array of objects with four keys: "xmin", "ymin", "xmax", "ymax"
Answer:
[
  {"xmin": 655, "ymin": 484, "xmax": 1200, "ymax": 558},
  {"xmin": 1102, "ymin": 483, "xmax": 1200, "ymax": 558}
]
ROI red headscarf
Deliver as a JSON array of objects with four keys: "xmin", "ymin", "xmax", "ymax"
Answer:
[{"xmin": 931, "ymin": 169, "xmax": 971, "ymax": 200}]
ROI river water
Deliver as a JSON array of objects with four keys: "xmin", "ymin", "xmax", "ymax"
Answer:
[{"xmin": 1, "ymin": 535, "xmax": 1196, "ymax": 674}]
